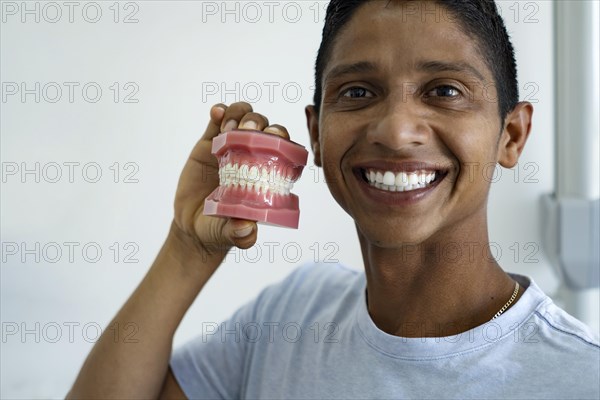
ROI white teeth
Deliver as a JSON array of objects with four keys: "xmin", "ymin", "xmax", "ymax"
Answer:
[
  {"xmin": 364, "ymin": 169, "xmax": 438, "ymax": 193},
  {"xmin": 218, "ymin": 163, "xmax": 296, "ymax": 195},
  {"xmin": 382, "ymin": 171, "xmax": 395, "ymax": 186},
  {"xmin": 408, "ymin": 173, "xmax": 418, "ymax": 185},
  {"xmin": 395, "ymin": 172, "xmax": 408, "ymax": 186},
  {"xmin": 248, "ymin": 166, "xmax": 260, "ymax": 181},
  {"xmin": 239, "ymin": 164, "xmax": 249, "ymax": 180}
]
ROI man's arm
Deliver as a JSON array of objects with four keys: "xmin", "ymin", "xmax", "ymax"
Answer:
[
  {"xmin": 159, "ymin": 368, "xmax": 187, "ymax": 399},
  {"xmin": 66, "ymin": 223, "xmax": 221, "ymax": 399},
  {"xmin": 66, "ymin": 102, "xmax": 287, "ymax": 398}
]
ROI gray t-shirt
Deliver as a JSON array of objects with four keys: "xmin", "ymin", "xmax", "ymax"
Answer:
[{"xmin": 171, "ymin": 263, "xmax": 600, "ymax": 399}]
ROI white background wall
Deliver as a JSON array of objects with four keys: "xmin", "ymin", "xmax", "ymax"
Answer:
[{"xmin": 1, "ymin": 1, "xmax": 597, "ymax": 398}]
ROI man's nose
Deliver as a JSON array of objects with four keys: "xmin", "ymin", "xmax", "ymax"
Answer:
[{"xmin": 366, "ymin": 94, "xmax": 431, "ymax": 151}]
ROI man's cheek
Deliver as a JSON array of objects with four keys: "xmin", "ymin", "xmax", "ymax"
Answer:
[{"xmin": 322, "ymin": 161, "xmax": 341, "ymax": 184}]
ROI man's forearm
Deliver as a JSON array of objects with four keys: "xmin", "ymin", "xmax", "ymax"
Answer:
[{"xmin": 67, "ymin": 224, "xmax": 225, "ymax": 399}]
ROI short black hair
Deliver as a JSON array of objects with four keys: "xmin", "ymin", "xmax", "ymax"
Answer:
[{"xmin": 312, "ymin": 0, "xmax": 519, "ymax": 121}]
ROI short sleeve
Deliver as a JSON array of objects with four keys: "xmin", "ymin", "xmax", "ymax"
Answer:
[
  {"xmin": 169, "ymin": 264, "xmax": 315, "ymax": 399},
  {"xmin": 170, "ymin": 299, "xmax": 253, "ymax": 399}
]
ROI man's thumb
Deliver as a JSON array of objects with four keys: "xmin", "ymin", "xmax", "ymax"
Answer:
[{"xmin": 225, "ymin": 219, "xmax": 258, "ymax": 249}]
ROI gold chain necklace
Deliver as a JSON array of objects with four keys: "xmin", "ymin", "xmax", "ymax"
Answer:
[{"xmin": 491, "ymin": 281, "xmax": 520, "ymax": 320}]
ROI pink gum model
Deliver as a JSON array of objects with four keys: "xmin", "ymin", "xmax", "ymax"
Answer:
[{"xmin": 203, "ymin": 129, "xmax": 309, "ymax": 229}]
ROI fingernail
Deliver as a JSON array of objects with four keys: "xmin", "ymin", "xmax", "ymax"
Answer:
[
  {"xmin": 233, "ymin": 225, "xmax": 253, "ymax": 238},
  {"xmin": 264, "ymin": 126, "xmax": 286, "ymax": 139},
  {"xmin": 264, "ymin": 126, "xmax": 281, "ymax": 134},
  {"xmin": 223, "ymin": 119, "xmax": 237, "ymax": 132},
  {"xmin": 240, "ymin": 120, "xmax": 258, "ymax": 130}
]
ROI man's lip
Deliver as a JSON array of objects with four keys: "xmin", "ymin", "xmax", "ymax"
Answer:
[
  {"xmin": 352, "ymin": 160, "xmax": 451, "ymax": 173},
  {"xmin": 350, "ymin": 161, "xmax": 449, "ymax": 206}
]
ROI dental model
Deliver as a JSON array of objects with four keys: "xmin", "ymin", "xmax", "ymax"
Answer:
[{"xmin": 203, "ymin": 129, "xmax": 309, "ymax": 229}]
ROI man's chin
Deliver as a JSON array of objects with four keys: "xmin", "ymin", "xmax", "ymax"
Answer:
[{"xmin": 355, "ymin": 223, "xmax": 432, "ymax": 251}]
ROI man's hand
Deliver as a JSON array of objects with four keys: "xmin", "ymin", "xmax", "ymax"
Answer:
[{"xmin": 172, "ymin": 101, "xmax": 291, "ymax": 261}]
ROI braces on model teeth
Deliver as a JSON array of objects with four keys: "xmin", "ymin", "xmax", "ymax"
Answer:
[
  {"xmin": 218, "ymin": 163, "xmax": 295, "ymax": 195},
  {"xmin": 203, "ymin": 129, "xmax": 308, "ymax": 229},
  {"xmin": 364, "ymin": 169, "xmax": 437, "ymax": 192}
]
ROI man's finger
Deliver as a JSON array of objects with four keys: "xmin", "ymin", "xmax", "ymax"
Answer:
[
  {"xmin": 201, "ymin": 103, "xmax": 228, "ymax": 141},
  {"xmin": 219, "ymin": 102, "xmax": 254, "ymax": 132},
  {"xmin": 263, "ymin": 124, "xmax": 290, "ymax": 140}
]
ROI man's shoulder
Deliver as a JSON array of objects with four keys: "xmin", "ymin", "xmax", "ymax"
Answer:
[
  {"xmin": 285, "ymin": 262, "xmax": 361, "ymax": 287},
  {"xmin": 508, "ymin": 274, "xmax": 599, "ymax": 351},
  {"xmin": 266, "ymin": 262, "xmax": 362, "ymax": 294},
  {"xmin": 532, "ymin": 298, "xmax": 600, "ymax": 349},
  {"xmin": 510, "ymin": 298, "xmax": 600, "ymax": 396},
  {"xmin": 253, "ymin": 262, "xmax": 363, "ymax": 320}
]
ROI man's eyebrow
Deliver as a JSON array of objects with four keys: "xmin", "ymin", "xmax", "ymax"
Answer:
[
  {"xmin": 324, "ymin": 61, "xmax": 379, "ymax": 83},
  {"xmin": 323, "ymin": 60, "xmax": 486, "ymax": 83},
  {"xmin": 417, "ymin": 60, "xmax": 485, "ymax": 81}
]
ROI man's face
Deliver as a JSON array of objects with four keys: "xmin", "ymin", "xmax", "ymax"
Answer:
[{"xmin": 309, "ymin": 1, "xmax": 506, "ymax": 247}]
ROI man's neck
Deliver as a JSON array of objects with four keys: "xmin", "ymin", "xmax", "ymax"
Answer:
[{"xmin": 358, "ymin": 224, "xmax": 523, "ymax": 338}]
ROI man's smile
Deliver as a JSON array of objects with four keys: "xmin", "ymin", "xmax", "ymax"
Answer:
[{"xmin": 351, "ymin": 160, "xmax": 450, "ymax": 206}]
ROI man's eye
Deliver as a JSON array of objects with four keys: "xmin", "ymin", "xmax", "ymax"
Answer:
[
  {"xmin": 427, "ymin": 85, "xmax": 461, "ymax": 98},
  {"xmin": 342, "ymin": 87, "xmax": 373, "ymax": 98}
]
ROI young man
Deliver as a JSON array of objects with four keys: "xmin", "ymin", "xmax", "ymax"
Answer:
[{"xmin": 68, "ymin": 1, "xmax": 600, "ymax": 398}]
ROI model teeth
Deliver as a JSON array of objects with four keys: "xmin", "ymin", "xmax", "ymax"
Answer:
[
  {"xmin": 219, "ymin": 163, "xmax": 295, "ymax": 195},
  {"xmin": 364, "ymin": 169, "xmax": 437, "ymax": 192}
]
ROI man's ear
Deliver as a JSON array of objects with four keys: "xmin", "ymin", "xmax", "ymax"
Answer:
[
  {"xmin": 305, "ymin": 105, "xmax": 322, "ymax": 167},
  {"xmin": 497, "ymin": 102, "xmax": 534, "ymax": 168}
]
